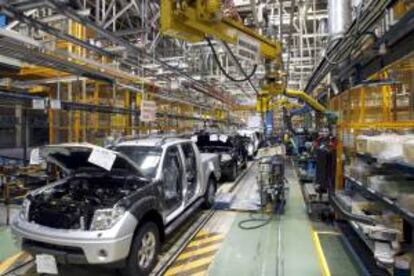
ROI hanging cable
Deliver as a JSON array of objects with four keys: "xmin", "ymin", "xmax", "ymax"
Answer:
[
  {"xmin": 238, "ymin": 164, "xmax": 287, "ymax": 230},
  {"xmin": 222, "ymin": 41, "xmax": 260, "ymax": 95},
  {"xmin": 205, "ymin": 37, "xmax": 257, "ymax": 82},
  {"xmin": 238, "ymin": 213, "xmax": 272, "ymax": 230}
]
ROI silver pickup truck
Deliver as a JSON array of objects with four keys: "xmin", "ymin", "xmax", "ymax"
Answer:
[{"xmin": 12, "ymin": 138, "xmax": 221, "ymax": 276}]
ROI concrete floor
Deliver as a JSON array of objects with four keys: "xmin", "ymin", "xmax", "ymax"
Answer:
[
  {"xmin": 318, "ymin": 232, "xmax": 364, "ymax": 276},
  {"xmin": 0, "ymin": 227, "xmax": 20, "ymax": 261},
  {"xmin": 0, "ymin": 160, "xmax": 364, "ymax": 276},
  {"xmin": 208, "ymin": 160, "xmax": 322, "ymax": 276}
]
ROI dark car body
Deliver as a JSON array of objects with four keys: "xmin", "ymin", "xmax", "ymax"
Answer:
[{"xmin": 193, "ymin": 133, "xmax": 248, "ymax": 181}]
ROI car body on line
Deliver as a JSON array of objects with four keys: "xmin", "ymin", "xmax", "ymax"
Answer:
[
  {"xmin": 192, "ymin": 132, "xmax": 248, "ymax": 181},
  {"xmin": 11, "ymin": 138, "xmax": 220, "ymax": 276},
  {"xmin": 237, "ymin": 129, "xmax": 260, "ymax": 158}
]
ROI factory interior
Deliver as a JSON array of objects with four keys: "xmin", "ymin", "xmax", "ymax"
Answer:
[{"xmin": 1, "ymin": 0, "xmax": 414, "ymax": 275}]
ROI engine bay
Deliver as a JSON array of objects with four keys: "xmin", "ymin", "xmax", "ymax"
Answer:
[{"xmin": 28, "ymin": 174, "xmax": 146, "ymax": 230}]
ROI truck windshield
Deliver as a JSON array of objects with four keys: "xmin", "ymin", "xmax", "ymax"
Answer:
[{"xmin": 115, "ymin": 146, "xmax": 162, "ymax": 178}]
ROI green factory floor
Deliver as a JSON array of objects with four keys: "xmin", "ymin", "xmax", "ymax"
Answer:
[
  {"xmin": 0, "ymin": 226, "xmax": 20, "ymax": 261},
  {"xmin": 318, "ymin": 232, "xmax": 365, "ymax": 276},
  {"xmin": 209, "ymin": 161, "xmax": 322, "ymax": 275},
  {"xmin": 208, "ymin": 160, "xmax": 364, "ymax": 276}
]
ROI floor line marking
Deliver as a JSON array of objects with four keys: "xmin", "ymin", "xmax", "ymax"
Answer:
[
  {"xmin": 186, "ymin": 271, "xmax": 207, "ymax": 276},
  {"xmin": 172, "ymin": 250, "xmax": 217, "ymax": 268},
  {"xmin": 176, "ymin": 243, "xmax": 221, "ymax": 261},
  {"xmin": 317, "ymin": 231, "xmax": 341, "ymax": 236},
  {"xmin": 195, "ymin": 230, "xmax": 209, "ymax": 237},
  {"xmin": 292, "ymin": 157, "xmax": 330, "ymax": 276},
  {"xmin": 0, "ymin": 251, "xmax": 27, "ymax": 274},
  {"xmin": 312, "ymin": 231, "xmax": 331, "ymax": 276},
  {"xmin": 165, "ymin": 255, "xmax": 215, "ymax": 275},
  {"xmin": 183, "ymin": 239, "xmax": 224, "ymax": 253},
  {"xmin": 186, "ymin": 235, "xmax": 224, "ymax": 248},
  {"xmin": 191, "ymin": 232, "xmax": 218, "ymax": 241}
]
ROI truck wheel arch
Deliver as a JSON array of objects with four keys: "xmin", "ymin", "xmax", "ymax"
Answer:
[
  {"xmin": 205, "ymin": 173, "xmax": 217, "ymax": 190},
  {"xmin": 207, "ymin": 161, "xmax": 221, "ymax": 181},
  {"xmin": 202, "ymin": 174, "xmax": 217, "ymax": 209},
  {"xmin": 129, "ymin": 197, "xmax": 165, "ymax": 242},
  {"xmin": 137, "ymin": 210, "xmax": 165, "ymax": 242}
]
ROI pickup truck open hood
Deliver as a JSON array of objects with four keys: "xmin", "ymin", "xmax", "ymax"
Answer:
[{"xmin": 40, "ymin": 143, "xmax": 142, "ymax": 175}]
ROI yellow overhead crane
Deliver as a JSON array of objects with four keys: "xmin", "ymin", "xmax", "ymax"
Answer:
[
  {"xmin": 270, "ymin": 96, "xmax": 303, "ymax": 111},
  {"xmin": 279, "ymin": 89, "xmax": 327, "ymax": 113},
  {"xmin": 160, "ymin": 0, "xmax": 283, "ymax": 60},
  {"xmin": 160, "ymin": 0, "xmax": 333, "ymax": 121},
  {"xmin": 160, "ymin": 0, "xmax": 283, "ymax": 106}
]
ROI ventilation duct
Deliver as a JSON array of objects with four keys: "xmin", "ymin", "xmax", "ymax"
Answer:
[{"xmin": 328, "ymin": 0, "xmax": 351, "ymax": 39}]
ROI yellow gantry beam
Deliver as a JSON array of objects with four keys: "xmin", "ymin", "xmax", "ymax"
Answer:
[
  {"xmin": 160, "ymin": 0, "xmax": 290, "ymax": 112},
  {"xmin": 160, "ymin": 0, "xmax": 336, "ymax": 119},
  {"xmin": 233, "ymin": 104, "xmax": 256, "ymax": 111},
  {"xmin": 19, "ymin": 66, "xmax": 68, "ymax": 78},
  {"xmin": 285, "ymin": 90, "xmax": 327, "ymax": 113},
  {"xmin": 260, "ymin": 85, "xmax": 328, "ymax": 113},
  {"xmin": 160, "ymin": 0, "xmax": 282, "ymax": 61},
  {"xmin": 340, "ymin": 121, "xmax": 414, "ymax": 129},
  {"xmin": 269, "ymin": 97, "xmax": 303, "ymax": 110}
]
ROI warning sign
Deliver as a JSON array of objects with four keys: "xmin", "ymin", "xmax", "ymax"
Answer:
[{"xmin": 140, "ymin": 100, "xmax": 157, "ymax": 122}]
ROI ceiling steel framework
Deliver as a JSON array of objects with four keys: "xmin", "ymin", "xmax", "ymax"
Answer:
[{"xmin": 0, "ymin": 0, "xmax": 329, "ymax": 106}]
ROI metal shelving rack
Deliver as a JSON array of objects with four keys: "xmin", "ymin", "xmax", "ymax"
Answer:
[
  {"xmin": 320, "ymin": 2, "xmax": 414, "ymax": 269},
  {"xmin": 0, "ymin": 6, "xmax": 240, "ymax": 146},
  {"xmin": 0, "ymin": 90, "xmax": 233, "ymax": 145},
  {"xmin": 328, "ymin": 61, "xmax": 414, "ymax": 269},
  {"xmin": 345, "ymin": 175, "xmax": 414, "ymax": 226}
]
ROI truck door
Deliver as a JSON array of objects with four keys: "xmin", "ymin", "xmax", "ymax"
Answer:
[
  {"xmin": 161, "ymin": 146, "xmax": 184, "ymax": 214},
  {"xmin": 181, "ymin": 142, "xmax": 199, "ymax": 204}
]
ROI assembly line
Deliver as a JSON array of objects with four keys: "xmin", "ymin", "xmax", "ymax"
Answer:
[
  {"xmin": 2, "ymin": 0, "xmax": 414, "ymax": 275},
  {"xmin": 2, "ymin": 153, "xmax": 336, "ymax": 276}
]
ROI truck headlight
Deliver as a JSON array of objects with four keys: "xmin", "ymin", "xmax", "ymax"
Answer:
[
  {"xmin": 20, "ymin": 198, "xmax": 30, "ymax": 221},
  {"xmin": 90, "ymin": 206, "xmax": 126, "ymax": 231},
  {"xmin": 220, "ymin": 154, "xmax": 232, "ymax": 162}
]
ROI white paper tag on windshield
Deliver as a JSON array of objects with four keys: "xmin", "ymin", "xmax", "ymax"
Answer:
[
  {"xmin": 88, "ymin": 147, "xmax": 117, "ymax": 171},
  {"xmin": 36, "ymin": 254, "xmax": 58, "ymax": 275},
  {"xmin": 210, "ymin": 134, "xmax": 218, "ymax": 141},
  {"xmin": 50, "ymin": 99, "xmax": 61, "ymax": 110},
  {"xmin": 191, "ymin": 136, "xmax": 198, "ymax": 142},
  {"xmin": 32, "ymin": 99, "xmax": 45, "ymax": 110},
  {"xmin": 29, "ymin": 148, "xmax": 43, "ymax": 165},
  {"xmin": 219, "ymin": 135, "xmax": 228, "ymax": 143}
]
